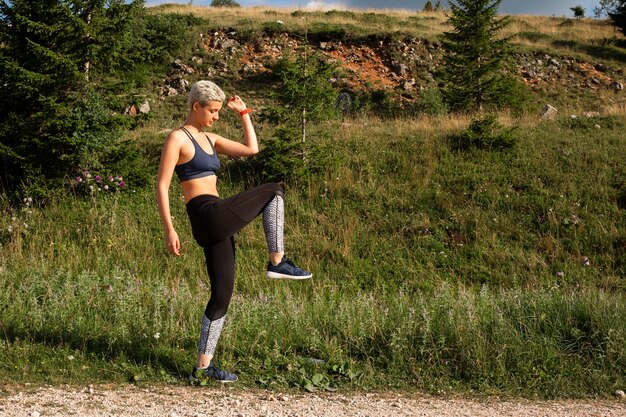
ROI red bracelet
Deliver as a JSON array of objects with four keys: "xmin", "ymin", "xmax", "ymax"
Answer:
[{"xmin": 239, "ymin": 108, "xmax": 252, "ymax": 116}]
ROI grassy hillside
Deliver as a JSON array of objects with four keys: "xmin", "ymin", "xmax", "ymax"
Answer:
[{"xmin": 1, "ymin": 5, "xmax": 625, "ymax": 398}]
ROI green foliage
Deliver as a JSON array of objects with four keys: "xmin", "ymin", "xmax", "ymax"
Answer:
[
  {"xmin": 450, "ymin": 115, "xmax": 519, "ymax": 151},
  {"xmin": 424, "ymin": 1, "xmax": 434, "ymax": 12},
  {"xmin": 570, "ymin": 5, "xmax": 586, "ymax": 18},
  {"xmin": 609, "ymin": 1, "xmax": 626, "ymax": 36},
  {"xmin": 435, "ymin": 0, "xmax": 444, "ymax": 11},
  {"xmin": 0, "ymin": 1, "xmax": 196, "ymax": 197},
  {"xmin": 559, "ymin": 114, "xmax": 624, "ymax": 130},
  {"xmin": 410, "ymin": 88, "xmax": 449, "ymax": 116},
  {"xmin": 210, "ymin": 0, "xmax": 240, "ymax": 7},
  {"xmin": 440, "ymin": 0, "xmax": 531, "ymax": 113},
  {"xmin": 262, "ymin": 21, "xmax": 286, "ymax": 35},
  {"xmin": 491, "ymin": 74, "xmax": 537, "ymax": 115},
  {"xmin": 1, "ymin": 116, "xmax": 626, "ymax": 394},
  {"xmin": 355, "ymin": 88, "xmax": 404, "ymax": 119},
  {"xmin": 256, "ymin": 50, "xmax": 339, "ymax": 183},
  {"xmin": 253, "ymin": 127, "xmax": 339, "ymax": 184},
  {"xmin": 594, "ymin": 0, "xmax": 620, "ymax": 18},
  {"xmin": 257, "ymin": 127, "xmax": 308, "ymax": 183}
]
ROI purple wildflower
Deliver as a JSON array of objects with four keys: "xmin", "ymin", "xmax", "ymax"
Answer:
[
  {"xmin": 109, "ymin": 176, "xmax": 114, "ymax": 182},
  {"xmin": 76, "ymin": 176, "xmax": 83, "ymax": 183},
  {"xmin": 95, "ymin": 175, "xmax": 102, "ymax": 183},
  {"xmin": 118, "ymin": 181, "xmax": 126, "ymax": 188}
]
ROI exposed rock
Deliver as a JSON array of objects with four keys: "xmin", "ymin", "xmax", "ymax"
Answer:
[
  {"xmin": 403, "ymin": 79, "xmax": 416, "ymax": 91},
  {"xmin": 173, "ymin": 59, "xmax": 194, "ymax": 74},
  {"xmin": 165, "ymin": 86, "xmax": 178, "ymax": 96},
  {"xmin": 540, "ymin": 104, "xmax": 558, "ymax": 119},
  {"xmin": 138, "ymin": 100, "xmax": 150, "ymax": 115},
  {"xmin": 170, "ymin": 76, "xmax": 189, "ymax": 94},
  {"xmin": 549, "ymin": 58, "xmax": 560, "ymax": 67},
  {"xmin": 394, "ymin": 63, "xmax": 409, "ymax": 77},
  {"xmin": 221, "ymin": 39, "xmax": 238, "ymax": 50},
  {"xmin": 124, "ymin": 104, "xmax": 138, "ymax": 116},
  {"xmin": 611, "ymin": 81, "xmax": 624, "ymax": 92}
]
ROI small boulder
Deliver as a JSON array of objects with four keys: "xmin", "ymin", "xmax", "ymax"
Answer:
[
  {"xmin": 138, "ymin": 100, "xmax": 150, "ymax": 115},
  {"xmin": 540, "ymin": 104, "xmax": 558, "ymax": 119}
]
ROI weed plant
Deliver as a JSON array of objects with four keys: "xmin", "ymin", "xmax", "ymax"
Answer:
[{"xmin": 1, "ymin": 114, "xmax": 625, "ymax": 397}]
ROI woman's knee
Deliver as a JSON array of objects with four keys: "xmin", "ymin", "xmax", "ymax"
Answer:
[
  {"xmin": 262, "ymin": 182, "xmax": 283, "ymax": 198},
  {"xmin": 205, "ymin": 293, "xmax": 232, "ymax": 320}
]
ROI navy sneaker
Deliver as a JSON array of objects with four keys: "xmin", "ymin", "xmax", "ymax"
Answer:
[
  {"xmin": 189, "ymin": 364, "xmax": 238, "ymax": 384},
  {"xmin": 266, "ymin": 255, "xmax": 313, "ymax": 280}
]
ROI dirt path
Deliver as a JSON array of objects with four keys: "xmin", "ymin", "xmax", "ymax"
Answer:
[{"xmin": 2, "ymin": 384, "xmax": 626, "ymax": 417}]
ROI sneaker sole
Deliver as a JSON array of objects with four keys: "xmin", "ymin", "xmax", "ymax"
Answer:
[{"xmin": 266, "ymin": 271, "xmax": 313, "ymax": 280}]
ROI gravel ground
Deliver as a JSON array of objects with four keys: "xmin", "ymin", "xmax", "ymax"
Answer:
[{"xmin": 1, "ymin": 385, "xmax": 626, "ymax": 417}]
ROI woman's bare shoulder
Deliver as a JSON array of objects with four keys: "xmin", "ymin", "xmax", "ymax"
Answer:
[{"xmin": 164, "ymin": 129, "xmax": 189, "ymax": 146}]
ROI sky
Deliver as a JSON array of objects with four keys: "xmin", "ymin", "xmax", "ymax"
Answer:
[{"xmin": 156, "ymin": 1, "xmax": 605, "ymax": 18}]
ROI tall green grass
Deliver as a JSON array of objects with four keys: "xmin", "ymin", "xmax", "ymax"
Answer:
[{"xmin": 1, "ymin": 115, "xmax": 625, "ymax": 397}]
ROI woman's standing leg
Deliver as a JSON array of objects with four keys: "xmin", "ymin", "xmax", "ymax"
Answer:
[{"xmin": 190, "ymin": 236, "xmax": 238, "ymax": 382}]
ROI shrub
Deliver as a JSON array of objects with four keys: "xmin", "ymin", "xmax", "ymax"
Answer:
[
  {"xmin": 491, "ymin": 74, "xmax": 536, "ymax": 115},
  {"xmin": 211, "ymin": 0, "xmax": 240, "ymax": 7},
  {"xmin": 450, "ymin": 115, "xmax": 519, "ymax": 151},
  {"xmin": 409, "ymin": 88, "xmax": 448, "ymax": 116}
]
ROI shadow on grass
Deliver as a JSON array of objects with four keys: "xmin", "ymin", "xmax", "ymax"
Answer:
[
  {"xmin": 551, "ymin": 39, "xmax": 626, "ymax": 63},
  {"xmin": 2, "ymin": 324, "xmax": 191, "ymax": 380}
]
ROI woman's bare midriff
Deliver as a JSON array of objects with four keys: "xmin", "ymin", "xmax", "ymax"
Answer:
[{"xmin": 181, "ymin": 175, "xmax": 219, "ymax": 203}]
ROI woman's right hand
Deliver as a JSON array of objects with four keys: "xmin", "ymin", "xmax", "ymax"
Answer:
[{"xmin": 165, "ymin": 230, "xmax": 181, "ymax": 256}]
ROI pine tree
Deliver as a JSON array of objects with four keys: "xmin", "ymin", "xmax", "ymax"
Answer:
[
  {"xmin": 594, "ymin": 0, "xmax": 619, "ymax": 18},
  {"xmin": 439, "ymin": 0, "xmax": 516, "ymax": 112},
  {"xmin": 424, "ymin": 1, "xmax": 434, "ymax": 12},
  {"xmin": 0, "ymin": 0, "xmax": 145, "ymax": 195},
  {"xmin": 609, "ymin": 1, "xmax": 626, "ymax": 36}
]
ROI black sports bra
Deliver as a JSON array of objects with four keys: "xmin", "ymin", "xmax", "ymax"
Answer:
[{"xmin": 175, "ymin": 127, "xmax": 221, "ymax": 182}]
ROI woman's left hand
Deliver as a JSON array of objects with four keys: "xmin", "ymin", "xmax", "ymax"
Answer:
[{"xmin": 227, "ymin": 95, "xmax": 247, "ymax": 113}]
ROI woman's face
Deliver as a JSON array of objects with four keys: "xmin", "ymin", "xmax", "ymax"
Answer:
[{"xmin": 194, "ymin": 100, "xmax": 222, "ymax": 127}]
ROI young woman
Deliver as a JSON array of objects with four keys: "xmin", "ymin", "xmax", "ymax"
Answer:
[{"xmin": 156, "ymin": 80, "xmax": 312, "ymax": 383}]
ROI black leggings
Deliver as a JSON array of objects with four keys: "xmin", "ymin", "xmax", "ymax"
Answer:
[{"xmin": 186, "ymin": 183, "xmax": 284, "ymax": 320}]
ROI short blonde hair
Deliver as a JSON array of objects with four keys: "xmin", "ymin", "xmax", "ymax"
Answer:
[{"xmin": 187, "ymin": 80, "xmax": 226, "ymax": 109}]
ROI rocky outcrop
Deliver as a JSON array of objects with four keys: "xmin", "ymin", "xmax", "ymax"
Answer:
[{"xmin": 158, "ymin": 29, "xmax": 624, "ymax": 106}]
